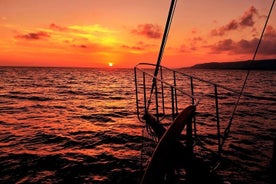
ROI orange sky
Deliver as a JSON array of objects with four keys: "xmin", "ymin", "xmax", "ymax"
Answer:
[{"xmin": 0, "ymin": 0, "xmax": 275, "ymax": 68}]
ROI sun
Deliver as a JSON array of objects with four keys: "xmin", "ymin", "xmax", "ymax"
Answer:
[{"xmin": 108, "ymin": 62, "xmax": 113, "ymax": 67}]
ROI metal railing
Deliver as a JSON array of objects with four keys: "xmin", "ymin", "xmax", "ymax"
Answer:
[{"xmin": 134, "ymin": 63, "xmax": 251, "ymax": 162}]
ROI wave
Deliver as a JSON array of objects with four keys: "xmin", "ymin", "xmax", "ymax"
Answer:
[
  {"xmin": 0, "ymin": 67, "xmax": 275, "ymax": 184},
  {"xmin": 80, "ymin": 114, "xmax": 115, "ymax": 123},
  {"xmin": 1, "ymin": 94, "xmax": 52, "ymax": 101}
]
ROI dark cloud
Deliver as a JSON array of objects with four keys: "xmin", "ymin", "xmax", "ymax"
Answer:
[
  {"xmin": 260, "ymin": 25, "xmax": 276, "ymax": 55},
  {"xmin": 264, "ymin": 25, "xmax": 276, "ymax": 38},
  {"xmin": 236, "ymin": 38, "xmax": 259, "ymax": 54},
  {"xmin": 71, "ymin": 43, "xmax": 112, "ymax": 51},
  {"xmin": 15, "ymin": 31, "xmax": 50, "ymax": 40},
  {"xmin": 209, "ymin": 38, "xmax": 256, "ymax": 54},
  {"xmin": 258, "ymin": 39, "xmax": 276, "ymax": 55},
  {"xmin": 209, "ymin": 26, "xmax": 276, "ymax": 56},
  {"xmin": 210, "ymin": 20, "xmax": 239, "ymax": 36},
  {"xmin": 49, "ymin": 23, "xmax": 69, "ymax": 32},
  {"xmin": 72, "ymin": 44, "xmax": 88, "ymax": 49},
  {"xmin": 239, "ymin": 6, "xmax": 258, "ymax": 27},
  {"xmin": 211, "ymin": 6, "xmax": 258, "ymax": 36},
  {"xmin": 214, "ymin": 39, "xmax": 235, "ymax": 52},
  {"xmin": 131, "ymin": 24, "xmax": 162, "ymax": 39}
]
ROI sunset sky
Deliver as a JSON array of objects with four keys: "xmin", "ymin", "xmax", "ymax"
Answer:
[{"xmin": 0, "ymin": 0, "xmax": 275, "ymax": 68}]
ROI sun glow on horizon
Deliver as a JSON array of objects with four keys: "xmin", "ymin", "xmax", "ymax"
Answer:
[{"xmin": 0, "ymin": 1, "xmax": 275, "ymax": 68}]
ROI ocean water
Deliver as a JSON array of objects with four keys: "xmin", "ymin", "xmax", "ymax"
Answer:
[{"xmin": 0, "ymin": 66, "xmax": 275, "ymax": 184}]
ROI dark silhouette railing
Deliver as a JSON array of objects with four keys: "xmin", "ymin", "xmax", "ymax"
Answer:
[{"xmin": 134, "ymin": 63, "xmax": 256, "ymax": 163}]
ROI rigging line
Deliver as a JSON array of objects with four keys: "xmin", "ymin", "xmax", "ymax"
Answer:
[
  {"xmin": 221, "ymin": 0, "xmax": 275, "ymax": 147},
  {"xmin": 147, "ymin": 0, "xmax": 178, "ymax": 110}
]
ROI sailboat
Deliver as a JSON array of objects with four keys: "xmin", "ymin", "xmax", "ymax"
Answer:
[{"xmin": 134, "ymin": 0, "xmax": 275, "ymax": 183}]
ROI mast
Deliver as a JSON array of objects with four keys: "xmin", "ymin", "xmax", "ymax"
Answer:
[{"xmin": 147, "ymin": 0, "xmax": 177, "ymax": 109}]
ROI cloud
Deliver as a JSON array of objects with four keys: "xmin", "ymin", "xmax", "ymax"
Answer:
[
  {"xmin": 211, "ymin": 39, "xmax": 235, "ymax": 52},
  {"xmin": 15, "ymin": 31, "xmax": 50, "ymax": 40},
  {"xmin": 211, "ymin": 6, "xmax": 258, "ymax": 36},
  {"xmin": 72, "ymin": 44, "xmax": 88, "ymax": 49},
  {"xmin": 121, "ymin": 41, "xmax": 157, "ymax": 53},
  {"xmin": 258, "ymin": 39, "xmax": 276, "ymax": 55},
  {"xmin": 47, "ymin": 23, "xmax": 119, "ymax": 50},
  {"xmin": 209, "ymin": 38, "xmax": 257, "ymax": 54},
  {"xmin": 131, "ymin": 24, "xmax": 162, "ymax": 39},
  {"xmin": 179, "ymin": 35, "xmax": 205, "ymax": 53},
  {"xmin": 179, "ymin": 44, "xmax": 189, "ymax": 53},
  {"xmin": 48, "ymin": 23, "xmax": 117, "ymax": 38},
  {"xmin": 70, "ymin": 42, "xmax": 113, "ymax": 52},
  {"xmin": 121, "ymin": 45, "xmax": 144, "ymax": 51},
  {"xmin": 49, "ymin": 23, "xmax": 69, "ymax": 32},
  {"xmin": 264, "ymin": 25, "xmax": 276, "ymax": 38},
  {"xmin": 69, "ymin": 24, "xmax": 116, "ymax": 34},
  {"xmin": 260, "ymin": 25, "xmax": 276, "ymax": 55},
  {"xmin": 239, "ymin": 6, "xmax": 258, "ymax": 27},
  {"xmin": 209, "ymin": 25, "xmax": 276, "ymax": 56}
]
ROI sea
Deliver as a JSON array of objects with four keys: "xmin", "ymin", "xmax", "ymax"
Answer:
[{"xmin": 0, "ymin": 66, "xmax": 275, "ymax": 184}]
